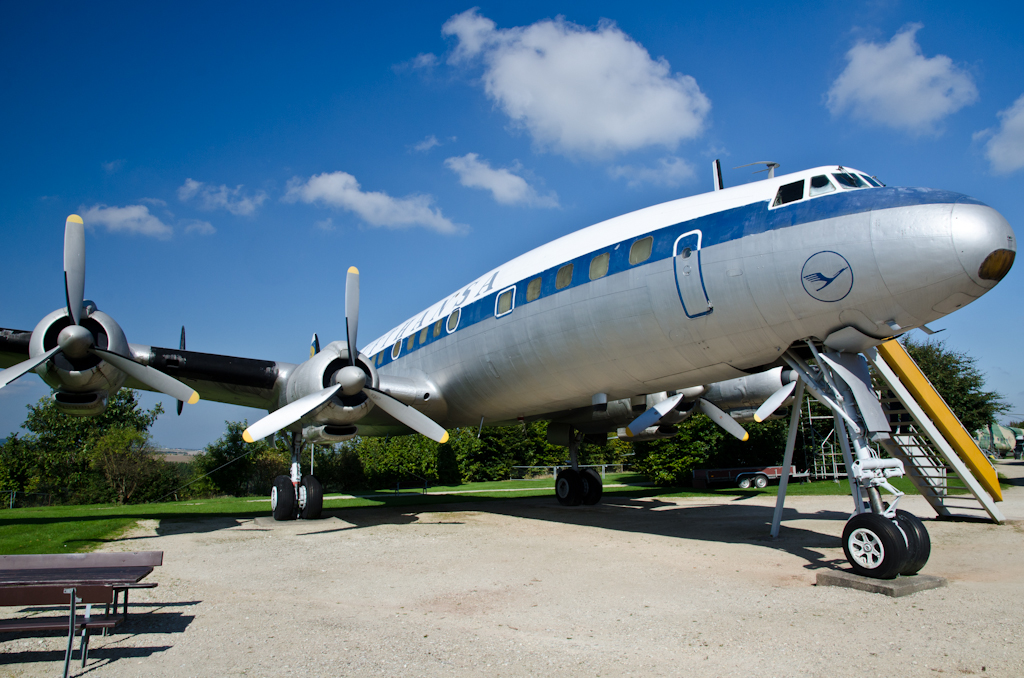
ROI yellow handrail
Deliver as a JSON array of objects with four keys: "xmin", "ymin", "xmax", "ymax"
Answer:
[{"xmin": 876, "ymin": 340, "xmax": 1002, "ymax": 501}]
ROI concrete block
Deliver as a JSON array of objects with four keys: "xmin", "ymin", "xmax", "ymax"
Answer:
[{"xmin": 816, "ymin": 569, "xmax": 947, "ymax": 597}]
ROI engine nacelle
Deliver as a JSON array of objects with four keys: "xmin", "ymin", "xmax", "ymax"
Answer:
[
  {"xmin": 617, "ymin": 424, "xmax": 679, "ymax": 441},
  {"xmin": 701, "ymin": 367, "xmax": 795, "ymax": 411},
  {"xmin": 28, "ymin": 307, "xmax": 130, "ymax": 413},
  {"xmin": 303, "ymin": 424, "xmax": 358, "ymax": 443},
  {"xmin": 282, "ymin": 340, "xmax": 379, "ymax": 426}
]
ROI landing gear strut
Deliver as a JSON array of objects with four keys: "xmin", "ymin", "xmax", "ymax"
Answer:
[
  {"xmin": 270, "ymin": 432, "xmax": 323, "ymax": 521},
  {"xmin": 554, "ymin": 430, "xmax": 602, "ymax": 506}
]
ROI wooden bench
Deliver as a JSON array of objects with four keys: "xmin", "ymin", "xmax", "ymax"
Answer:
[
  {"xmin": 0, "ymin": 551, "xmax": 162, "ymax": 618},
  {"xmin": 0, "ymin": 552, "xmax": 162, "ymax": 676}
]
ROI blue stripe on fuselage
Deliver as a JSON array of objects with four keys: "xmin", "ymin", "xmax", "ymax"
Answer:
[{"xmin": 373, "ymin": 187, "xmax": 981, "ymax": 367}]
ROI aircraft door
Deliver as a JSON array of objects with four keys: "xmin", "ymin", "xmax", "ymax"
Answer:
[{"xmin": 673, "ymin": 230, "xmax": 712, "ymax": 318}]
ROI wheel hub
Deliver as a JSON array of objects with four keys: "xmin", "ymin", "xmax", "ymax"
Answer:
[{"xmin": 848, "ymin": 527, "xmax": 884, "ymax": 569}]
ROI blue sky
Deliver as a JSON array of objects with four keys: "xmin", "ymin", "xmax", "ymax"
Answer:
[{"xmin": 3, "ymin": 1, "xmax": 1024, "ymax": 448}]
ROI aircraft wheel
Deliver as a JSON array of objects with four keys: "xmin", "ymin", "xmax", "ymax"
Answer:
[
  {"xmin": 894, "ymin": 510, "xmax": 931, "ymax": 575},
  {"xmin": 271, "ymin": 475, "xmax": 295, "ymax": 521},
  {"xmin": 754, "ymin": 475, "xmax": 768, "ymax": 489},
  {"xmin": 842, "ymin": 512, "xmax": 908, "ymax": 579},
  {"xmin": 580, "ymin": 468, "xmax": 603, "ymax": 505},
  {"xmin": 555, "ymin": 469, "xmax": 583, "ymax": 506},
  {"xmin": 300, "ymin": 475, "xmax": 323, "ymax": 520},
  {"xmin": 737, "ymin": 477, "xmax": 752, "ymax": 489}
]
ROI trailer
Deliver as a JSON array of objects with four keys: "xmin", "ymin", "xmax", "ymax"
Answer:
[{"xmin": 692, "ymin": 465, "xmax": 810, "ymax": 490}]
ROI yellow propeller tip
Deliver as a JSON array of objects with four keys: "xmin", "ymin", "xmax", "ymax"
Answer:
[
  {"xmin": 187, "ymin": 391, "xmax": 200, "ymax": 405},
  {"xmin": 625, "ymin": 428, "xmax": 634, "ymax": 437},
  {"xmin": 242, "ymin": 430, "xmax": 255, "ymax": 444},
  {"xmin": 348, "ymin": 266, "xmax": 359, "ymax": 274},
  {"xmin": 439, "ymin": 432, "xmax": 450, "ymax": 444},
  {"xmin": 741, "ymin": 433, "xmax": 750, "ymax": 442},
  {"xmin": 753, "ymin": 415, "xmax": 763, "ymax": 423},
  {"xmin": 67, "ymin": 214, "xmax": 83, "ymax": 224}
]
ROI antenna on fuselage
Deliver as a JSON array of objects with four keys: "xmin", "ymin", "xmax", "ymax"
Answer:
[
  {"xmin": 712, "ymin": 159, "xmax": 724, "ymax": 191},
  {"xmin": 735, "ymin": 161, "xmax": 780, "ymax": 179}
]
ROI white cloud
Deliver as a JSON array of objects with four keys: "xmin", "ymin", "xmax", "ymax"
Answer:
[
  {"xmin": 413, "ymin": 135, "xmax": 442, "ymax": 152},
  {"xmin": 977, "ymin": 94, "xmax": 1024, "ymax": 174},
  {"xmin": 315, "ymin": 218, "xmax": 335, "ymax": 231},
  {"xmin": 284, "ymin": 172, "xmax": 460, "ymax": 234},
  {"xmin": 184, "ymin": 219, "xmax": 216, "ymax": 235},
  {"xmin": 177, "ymin": 178, "xmax": 267, "ymax": 216},
  {"xmin": 441, "ymin": 9, "xmax": 710, "ymax": 158},
  {"xmin": 102, "ymin": 159, "xmax": 125, "ymax": 173},
  {"xmin": 80, "ymin": 204, "xmax": 173, "ymax": 239},
  {"xmin": 445, "ymin": 153, "xmax": 558, "ymax": 207},
  {"xmin": 412, "ymin": 53, "xmax": 438, "ymax": 69},
  {"xmin": 608, "ymin": 156, "xmax": 695, "ymax": 188},
  {"xmin": 826, "ymin": 24, "xmax": 977, "ymax": 135}
]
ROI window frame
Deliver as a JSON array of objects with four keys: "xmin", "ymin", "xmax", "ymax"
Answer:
[
  {"xmin": 446, "ymin": 308, "xmax": 461, "ymax": 333},
  {"xmin": 629, "ymin": 236, "xmax": 653, "ymax": 265},
  {"xmin": 769, "ymin": 179, "xmax": 806, "ymax": 209},
  {"xmin": 494, "ymin": 285, "xmax": 516, "ymax": 318}
]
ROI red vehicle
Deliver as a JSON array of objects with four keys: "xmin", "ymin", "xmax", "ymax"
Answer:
[{"xmin": 692, "ymin": 465, "xmax": 809, "ymax": 489}]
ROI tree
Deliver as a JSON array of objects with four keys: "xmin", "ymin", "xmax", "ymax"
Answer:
[
  {"xmin": 903, "ymin": 336, "xmax": 1008, "ymax": 433},
  {"xmin": 89, "ymin": 427, "xmax": 159, "ymax": 504},
  {"xmin": 633, "ymin": 415, "xmax": 724, "ymax": 486},
  {"xmin": 192, "ymin": 421, "xmax": 286, "ymax": 497}
]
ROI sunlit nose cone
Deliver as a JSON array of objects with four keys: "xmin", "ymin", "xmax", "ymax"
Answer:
[{"xmin": 951, "ymin": 202, "xmax": 1016, "ymax": 289}]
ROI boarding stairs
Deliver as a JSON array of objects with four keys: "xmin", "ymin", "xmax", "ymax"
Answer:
[{"xmin": 868, "ymin": 348, "xmax": 1005, "ymax": 523}]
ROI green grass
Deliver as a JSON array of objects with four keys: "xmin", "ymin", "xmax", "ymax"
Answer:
[{"xmin": 0, "ymin": 471, "xmax": 1006, "ymax": 555}]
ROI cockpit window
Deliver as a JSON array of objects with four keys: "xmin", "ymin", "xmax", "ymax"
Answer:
[
  {"xmin": 860, "ymin": 174, "xmax": 883, "ymax": 187},
  {"xmin": 833, "ymin": 172, "xmax": 868, "ymax": 189},
  {"xmin": 772, "ymin": 180, "xmax": 804, "ymax": 207},
  {"xmin": 808, "ymin": 175, "xmax": 836, "ymax": 197}
]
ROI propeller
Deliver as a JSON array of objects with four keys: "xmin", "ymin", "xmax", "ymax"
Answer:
[
  {"xmin": 624, "ymin": 394, "xmax": 749, "ymax": 441},
  {"xmin": 176, "ymin": 326, "xmax": 186, "ymax": 416},
  {"xmin": 734, "ymin": 161, "xmax": 780, "ymax": 179},
  {"xmin": 0, "ymin": 215, "xmax": 201, "ymax": 407},
  {"xmin": 753, "ymin": 380, "xmax": 797, "ymax": 423},
  {"xmin": 242, "ymin": 267, "xmax": 450, "ymax": 445}
]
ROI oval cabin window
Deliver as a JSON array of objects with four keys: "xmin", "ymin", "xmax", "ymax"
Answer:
[{"xmin": 447, "ymin": 308, "xmax": 461, "ymax": 333}]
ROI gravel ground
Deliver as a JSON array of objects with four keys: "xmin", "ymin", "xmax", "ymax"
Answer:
[{"xmin": 3, "ymin": 461, "xmax": 1024, "ymax": 678}]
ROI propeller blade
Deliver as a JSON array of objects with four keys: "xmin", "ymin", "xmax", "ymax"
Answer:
[
  {"xmin": 91, "ymin": 348, "xmax": 199, "ymax": 406},
  {"xmin": 63, "ymin": 215, "xmax": 86, "ymax": 325},
  {"xmin": 697, "ymin": 398, "xmax": 749, "ymax": 441},
  {"xmin": 177, "ymin": 326, "xmax": 186, "ymax": 416},
  {"xmin": 0, "ymin": 347, "xmax": 62, "ymax": 389},
  {"xmin": 365, "ymin": 387, "xmax": 449, "ymax": 443},
  {"xmin": 753, "ymin": 380, "xmax": 797, "ymax": 423},
  {"xmin": 242, "ymin": 384, "xmax": 340, "ymax": 443},
  {"xmin": 345, "ymin": 266, "xmax": 359, "ymax": 366},
  {"xmin": 624, "ymin": 393, "xmax": 684, "ymax": 437}
]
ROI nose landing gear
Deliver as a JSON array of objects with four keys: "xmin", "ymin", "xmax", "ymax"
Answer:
[{"xmin": 270, "ymin": 432, "xmax": 323, "ymax": 521}]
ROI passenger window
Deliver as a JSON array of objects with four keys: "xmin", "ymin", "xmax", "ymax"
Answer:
[
  {"xmin": 772, "ymin": 180, "xmax": 804, "ymax": 207},
  {"xmin": 419, "ymin": 327, "xmax": 428, "ymax": 344},
  {"xmin": 526, "ymin": 277, "xmax": 542, "ymax": 302},
  {"xmin": 391, "ymin": 341, "xmax": 401, "ymax": 360},
  {"xmin": 833, "ymin": 172, "xmax": 867, "ymax": 189},
  {"xmin": 407, "ymin": 334, "xmax": 415, "ymax": 351},
  {"xmin": 495, "ymin": 287, "xmax": 515, "ymax": 317},
  {"xmin": 446, "ymin": 308, "xmax": 461, "ymax": 333},
  {"xmin": 555, "ymin": 263, "xmax": 573, "ymax": 290},
  {"xmin": 590, "ymin": 253, "xmax": 610, "ymax": 280},
  {"xmin": 629, "ymin": 236, "xmax": 653, "ymax": 265},
  {"xmin": 808, "ymin": 175, "xmax": 836, "ymax": 197},
  {"xmin": 433, "ymin": 319, "xmax": 443, "ymax": 337}
]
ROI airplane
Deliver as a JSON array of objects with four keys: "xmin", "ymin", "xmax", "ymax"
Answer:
[{"xmin": 0, "ymin": 163, "xmax": 1015, "ymax": 580}]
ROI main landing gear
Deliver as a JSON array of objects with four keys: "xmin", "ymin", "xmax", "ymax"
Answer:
[
  {"xmin": 554, "ymin": 432, "xmax": 603, "ymax": 506},
  {"xmin": 270, "ymin": 432, "xmax": 323, "ymax": 521}
]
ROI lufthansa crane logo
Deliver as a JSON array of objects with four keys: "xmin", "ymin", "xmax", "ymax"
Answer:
[{"xmin": 801, "ymin": 251, "xmax": 853, "ymax": 302}]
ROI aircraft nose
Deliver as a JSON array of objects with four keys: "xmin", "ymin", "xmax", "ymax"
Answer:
[{"xmin": 951, "ymin": 202, "xmax": 1016, "ymax": 289}]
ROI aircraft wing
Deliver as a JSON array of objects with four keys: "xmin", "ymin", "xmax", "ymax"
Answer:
[{"xmin": 1, "ymin": 326, "xmax": 286, "ymax": 411}]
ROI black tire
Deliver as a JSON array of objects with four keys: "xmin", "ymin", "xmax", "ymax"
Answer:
[
  {"xmin": 300, "ymin": 475, "xmax": 324, "ymax": 520},
  {"xmin": 842, "ymin": 512, "xmax": 908, "ymax": 579},
  {"xmin": 754, "ymin": 475, "xmax": 768, "ymax": 489},
  {"xmin": 580, "ymin": 468, "xmax": 603, "ymax": 505},
  {"xmin": 894, "ymin": 510, "xmax": 931, "ymax": 575},
  {"xmin": 737, "ymin": 476, "xmax": 752, "ymax": 489},
  {"xmin": 271, "ymin": 475, "xmax": 295, "ymax": 521},
  {"xmin": 555, "ymin": 469, "xmax": 583, "ymax": 506}
]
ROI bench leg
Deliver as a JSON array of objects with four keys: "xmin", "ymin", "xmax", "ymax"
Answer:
[
  {"xmin": 63, "ymin": 588, "xmax": 77, "ymax": 678},
  {"xmin": 80, "ymin": 627, "xmax": 90, "ymax": 667}
]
